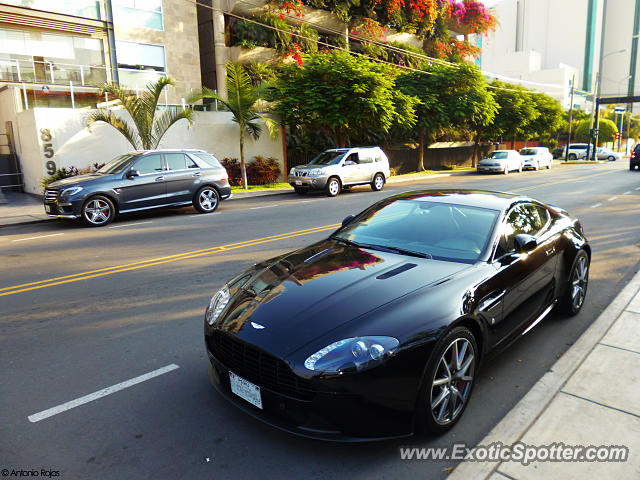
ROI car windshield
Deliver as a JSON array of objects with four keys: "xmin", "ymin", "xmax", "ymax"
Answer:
[
  {"xmin": 96, "ymin": 154, "xmax": 139, "ymax": 174},
  {"xmin": 308, "ymin": 151, "xmax": 347, "ymax": 165},
  {"xmin": 490, "ymin": 152, "xmax": 508, "ymax": 159},
  {"xmin": 520, "ymin": 149, "xmax": 537, "ymax": 155},
  {"xmin": 332, "ymin": 199, "xmax": 500, "ymax": 263}
]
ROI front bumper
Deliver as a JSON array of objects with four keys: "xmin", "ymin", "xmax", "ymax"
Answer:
[
  {"xmin": 43, "ymin": 197, "xmax": 82, "ymax": 218},
  {"xmin": 477, "ymin": 165, "xmax": 504, "ymax": 173},
  {"xmin": 205, "ymin": 333, "xmax": 419, "ymax": 441},
  {"xmin": 287, "ymin": 174, "xmax": 329, "ymax": 190}
]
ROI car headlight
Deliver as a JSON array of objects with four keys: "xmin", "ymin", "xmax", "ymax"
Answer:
[
  {"xmin": 289, "ymin": 168, "xmax": 296, "ymax": 174},
  {"xmin": 205, "ymin": 287, "xmax": 230, "ymax": 326},
  {"xmin": 304, "ymin": 336, "xmax": 399, "ymax": 373},
  {"xmin": 308, "ymin": 169, "xmax": 323, "ymax": 176},
  {"xmin": 60, "ymin": 186, "xmax": 83, "ymax": 197}
]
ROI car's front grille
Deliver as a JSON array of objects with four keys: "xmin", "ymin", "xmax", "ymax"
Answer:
[
  {"xmin": 208, "ymin": 331, "xmax": 317, "ymax": 401},
  {"xmin": 294, "ymin": 171, "xmax": 308, "ymax": 177},
  {"xmin": 44, "ymin": 189, "xmax": 58, "ymax": 202}
]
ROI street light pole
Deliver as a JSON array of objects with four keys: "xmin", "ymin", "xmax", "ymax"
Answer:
[{"xmin": 565, "ymin": 75, "xmax": 575, "ymax": 163}]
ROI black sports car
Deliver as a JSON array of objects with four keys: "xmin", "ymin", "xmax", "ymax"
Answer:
[{"xmin": 204, "ymin": 190, "xmax": 590, "ymax": 441}]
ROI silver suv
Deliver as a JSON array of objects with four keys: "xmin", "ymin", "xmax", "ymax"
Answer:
[{"xmin": 288, "ymin": 147, "xmax": 391, "ymax": 197}]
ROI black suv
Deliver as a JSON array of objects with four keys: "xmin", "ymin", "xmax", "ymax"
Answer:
[
  {"xmin": 44, "ymin": 149, "xmax": 231, "ymax": 226},
  {"xmin": 632, "ymin": 145, "xmax": 640, "ymax": 171}
]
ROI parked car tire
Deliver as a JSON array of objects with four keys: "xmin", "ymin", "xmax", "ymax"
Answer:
[
  {"xmin": 194, "ymin": 186, "xmax": 220, "ymax": 213},
  {"xmin": 547, "ymin": 162, "xmax": 551, "ymax": 169},
  {"xmin": 417, "ymin": 326, "xmax": 477, "ymax": 435},
  {"xmin": 568, "ymin": 153, "xmax": 577, "ymax": 160},
  {"xmin": 326, "ymin": 177, "xmax": 341, "ymax": 197},
  {"xmin": 81, "ymin": 195, "xmax": 116, "ymax": 227},
  {"xmin": 608, "ymin": 156, "xmax": 615, "ymax": 161},
  {"xmin": 371, "ymin": 173, "xmax": 385, "ymax": 191},
  {"xmin": 560, "ymin": 250, "xmax": 589, "ymax": 316}
]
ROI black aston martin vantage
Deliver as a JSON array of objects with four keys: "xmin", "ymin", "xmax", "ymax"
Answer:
[{"xmin": 204, "ymin": 190, "xmax": 590, "ymax": 441}]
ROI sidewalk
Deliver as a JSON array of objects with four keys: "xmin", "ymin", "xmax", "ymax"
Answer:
[
  {"xmin": 450, "ymin": 267, "xmax": 640, "ymax": 480},
  {"xmin": 0, "ymin": 169, "xmax": 469, "ymax": 228}
]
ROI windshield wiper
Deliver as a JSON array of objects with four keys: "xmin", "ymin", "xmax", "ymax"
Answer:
[{"xmin": 331, "ymin": 237, "xmax": 431, "ymax": 259}]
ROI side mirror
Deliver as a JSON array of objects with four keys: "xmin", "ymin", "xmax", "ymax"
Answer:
[
  {"xmin": 126, "ymin": 169, "xmax": 139, "ymax": 179},
  {"xmin": 342, "ymin": 215, "xmax": 355, "ymax": 227},
  {"xmin": 515, "ymin": 233, "xmax": 537, "ymax": 253}
]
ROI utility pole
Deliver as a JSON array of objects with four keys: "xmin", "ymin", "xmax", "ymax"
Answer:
[
  {"xmin": 591, "ymin": 0, "xmax": 608, "ymax": 161},
  {"xmin": 565, "ymin": 75, "xmax": 575, "ymax": 162}
]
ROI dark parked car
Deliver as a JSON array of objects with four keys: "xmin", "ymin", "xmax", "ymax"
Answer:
[
  {"xmin": 204, "ymin": 190, "xmax": 590, "ymax": 440},
  {"xmin": 44, "ymin": 149, "xmax": 231, "ymax": 226},
  {"xmin": 631, "ymin": 144, "xmax": 640, "ymax": 170}
]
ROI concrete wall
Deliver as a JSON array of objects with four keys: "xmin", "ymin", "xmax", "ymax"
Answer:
[{"xmin": 10, "ymin": 107, "xmax": 283, "ymax": 194}]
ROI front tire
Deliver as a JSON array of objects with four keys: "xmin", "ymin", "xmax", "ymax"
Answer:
[
  {"xmin": 81, "ymin": 195, "xmax": 115, "ymax": 227},
  {"xmin": 371, "ymin": 173, "xmax": 385, "ymax": 191},
  {"xmin": 608, "ymin": 156, "xmax": 615, "ymax": 161},
  {"xmin": 568, "ymin": 153, "xmax": 577, "ymax": 160},
  {"xmin": 417, "ymin": 326, "xmax": 477, "ymax": 435},
  {"xmin": 560, "ymin": 250, "xmax": 589, "ymax": 316},
  {"xmin": 194, "ymin": 186, "xmax": 220, "ymax": 213},
  {"xmin": 325, "ymin": 177, "xmax": 341, "ymax": 197}
]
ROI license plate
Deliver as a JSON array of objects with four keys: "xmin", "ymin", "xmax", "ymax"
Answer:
[
  {"xmin": 45, "ymin": 204, "xmax": 52, "ymax": 213},
  {"xmin": 295, "ymin": 180, "xmax": 302, "ymax": 186},
  {"xmin": 229, "ymin": 372, "xmax": 262, "ymax": 409}
]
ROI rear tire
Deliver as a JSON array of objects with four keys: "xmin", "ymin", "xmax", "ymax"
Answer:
[
  {"xmin": 326, "ymin": 177, "xmax": 341, "ymax": 197},
  {"xmin": 560, "ymin": 250, "xmax": 589, "ymax": 316},
  {"xmin": 81, "ymin": 195, "xmax": 115, "ymax": 227},
  {"xmin": 416, "ymin": 326, "xmax": 478, "ymax": 435},
  {"xmin": 194, "ymin": 186, "xmax": 220, "ymax": 213},
  {"xmin": 371, "ymin": 173, "xmax": 385, "ymax": 191}
]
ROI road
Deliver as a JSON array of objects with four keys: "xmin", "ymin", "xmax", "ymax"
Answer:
[{"xmin": 1, "ymin": 161, "xmax": 639, "ymax": 479}]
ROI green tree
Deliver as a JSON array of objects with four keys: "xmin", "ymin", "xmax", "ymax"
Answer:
[
  {"xmin": 396, "ymin": 62, "xmax": 497, "ymax": 169},
  {"xmin": 528, "ymin": 93, "xmax": 564, "ymax": 141},
  {"xmin": 268, "ymin": 50, "xmax": 418, "ymax": 147},
  {"xmin": 486, "ymin": 81, "xmax": 539, "ymax": 148},
  {"xmin": 190, "ymin": 63, "xmax": 278, "ymax": 189},
  {"xmin": 87, "ymin": 77, "xmax": 193, "ymax": 150},
  {"xmin": 575, "ymin": 118, "xmax": 618, "ymax": 145}
]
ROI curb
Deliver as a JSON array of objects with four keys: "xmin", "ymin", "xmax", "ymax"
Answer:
[{"xmin": 449, "ymin": 265, "xmax": 640, "ymax": 480}]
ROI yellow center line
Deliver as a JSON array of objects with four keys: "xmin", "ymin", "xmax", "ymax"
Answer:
[
  {"xmin": 1, "ymin": 224, "xmax": 340, "ymax": 297},
  {"xmin": 511, "ymin": 169, "xmax": 615, "ymax": 193}
]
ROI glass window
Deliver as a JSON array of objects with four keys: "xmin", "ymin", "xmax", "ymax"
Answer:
[
  {"xmin": 192, "ymin": 153, "xmax": 222, "ymax": 168},
  {"xmin": 186, "ymin": 156, "xmax": 199, "ymax": 168},
  {"xmin": 1, "ymin": 0, "xmax": 101, "ymax": 19},
  {"xmin": 490, "ymin": 151, "xmax": 508, "ymax": 159},
  {"xmin": 501, "ymin": 204, "xmax": 547, "ymax": 253},
  {"xmin": 97, "ymin": 154, "xmax": 139, "ymax": 174},
  {"xmin": 165, "ymin": 153, "xmax": 187, "ymax": 171},
  {"xmin": 358, "ymin": 151, "xmax": 373, "ymax": 163},
  {"xmin": 112, "ymin": 0, "xmax": 163, "ymax": 30},
  {"xmin": 134, "ymin": 154, "xmax": 164, "ymax": 174},
  {"xmin": 116, "ymin": 41, "xmax": 165, "ymax": 68},
  {"xmin": 309, "ymin": 150, "xmax": 347, "ymax": 165}
]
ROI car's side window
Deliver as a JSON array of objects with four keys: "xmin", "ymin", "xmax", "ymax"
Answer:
[
  {"xmin": 186, "ymin": 156, "xmax": 198, "ymax": 168},
  {"xmin": 134, "ymin": 154, "xmax": 164, "ymax": 175},
  {"xmin": 165, "ymin": 153, "xmax": 187, "ymax": 171},
  {"xmin": 359, "ymin": 151, "xmax": 373, "ymax": 164},
  {"xmin": 498, "ymin": 204, "xmax": 545, "ymax": 255}
]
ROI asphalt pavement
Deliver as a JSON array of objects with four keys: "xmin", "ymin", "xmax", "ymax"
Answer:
[{"xmin": 1, "ymin": 161, "xmax": 639, "ymax": 479}]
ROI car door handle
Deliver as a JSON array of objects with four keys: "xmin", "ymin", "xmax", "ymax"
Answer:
[
  {"xmin": 478, "ymin": 290, "xmax": 506, "ymax": 312},
  {"xmin": 155, "ymin": 176, "xmax": 165, "ymax": 182},
  {"xmin": 545, "ymin": 247, "xmax": 556, "ymax": 256},
  {"xmin": 192, "ymin": 172, "xmax": 201, "ymax": 177}
]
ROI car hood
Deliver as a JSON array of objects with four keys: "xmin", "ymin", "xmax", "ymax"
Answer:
[
  {"xmin": 48, "ymin": 173, "xmax": 112, "ymax": 189},
  {"xmin": 213, "ymin": 239, "xmax": 470, "ymax": 359},
  {"xmin": 478, "ymin": 158, "xmax": 504, "ymax": 165}
]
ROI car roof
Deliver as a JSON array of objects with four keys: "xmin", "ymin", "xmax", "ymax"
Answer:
[{"xmin": 387, "ymin": 190, "xmax": 532, "ymax": 211}]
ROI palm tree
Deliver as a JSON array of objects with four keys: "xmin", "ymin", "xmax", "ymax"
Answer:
[
  {"xmin": 87, "ymin": 77, "xmax": 193, "ymax": 150},
  {"xmin": 189, "ymin": 63, "xmax": 278, "ymax": 189}
]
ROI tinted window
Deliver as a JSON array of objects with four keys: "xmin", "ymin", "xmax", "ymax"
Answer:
[
  {"xmin": 192, "ymin": 153, "xmax": 221, "ymax": 168},
  {"xmin": 309, "ymin": 150, "xmax": 347, "ymax": 165},
  {"xmin": 165, "ymin": 153, "xmax": 187, "ymax": 170},
  {"xmin": 501, "ymin": 204, "xmax": 547, "ymax": 253},
  {"xmin": 358, "ymin": 151, "xmax": 374, "ymax": 164},
  {"xmin": 134, "ymin": 154, "xmax": 163, "ymax": 174},
  {"xmin": 520, "ymin": 149, "xmax": 537, "ymax": 155},
  {"xmin": 96, "ymin": 153, "xmax": 139, "ymax": 174},
  {"xmin": 333, "ymin": 200, "xmax": 500, "ymax": 263}
]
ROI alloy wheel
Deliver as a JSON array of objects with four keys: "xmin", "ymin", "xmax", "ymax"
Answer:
[
  {"xmin": 430, "ymin": 337, "xmax": 475, "ymax": 425},
  {"xmin": 373, "ymin": 174, "xmax": 384, "ymax": 191},
  {"xmin": 327, "ymin": 179, "xmax": 340, "ymax": 196},
  {"xmin": 198, "ymin": 188, "xmax": 218, "ymax": 212},
  {"xmin": 570, "ymin": 255, "xmax": 588, "ymax": 310},
  {"xmin": 84, "ymin": 198, "xmax": 112, "ymax": 225}
]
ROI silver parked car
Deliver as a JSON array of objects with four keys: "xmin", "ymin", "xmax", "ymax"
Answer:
[
  {"xmin": 519, "ymin": 147, "xmax": 553, "ymax": 170},
  {"xmin": 288, "ymin": 147, "xmax": 391, "ymax": 197},
  {"xmin": 477, "ymin": 150, "xmax": 523, "ymax": 174},
  {"xmin": 579, "ymin": 147, "xmax": 622, "ymax": 161}
]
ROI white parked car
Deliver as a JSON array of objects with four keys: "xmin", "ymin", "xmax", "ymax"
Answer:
[
  {"xmin": 477, "ymin": 150, "xmax": 523, "ymax": 174},
  {"xmin": 579, "ymin": 147, "xmax": 622, "ymax": 161},
  {"xmin": 519, "ymin": 147, "xmax": 553, "ymax": 170}
]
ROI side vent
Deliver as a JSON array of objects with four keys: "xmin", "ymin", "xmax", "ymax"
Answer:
[{"xmin": 376, "ymin": 263, "xmax": 417, "ymax": 279}]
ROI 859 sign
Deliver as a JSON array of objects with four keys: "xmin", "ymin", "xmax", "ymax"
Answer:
[{"xmin": 40, "ymin": 128, "xmax": 56, "ymax": 174}]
